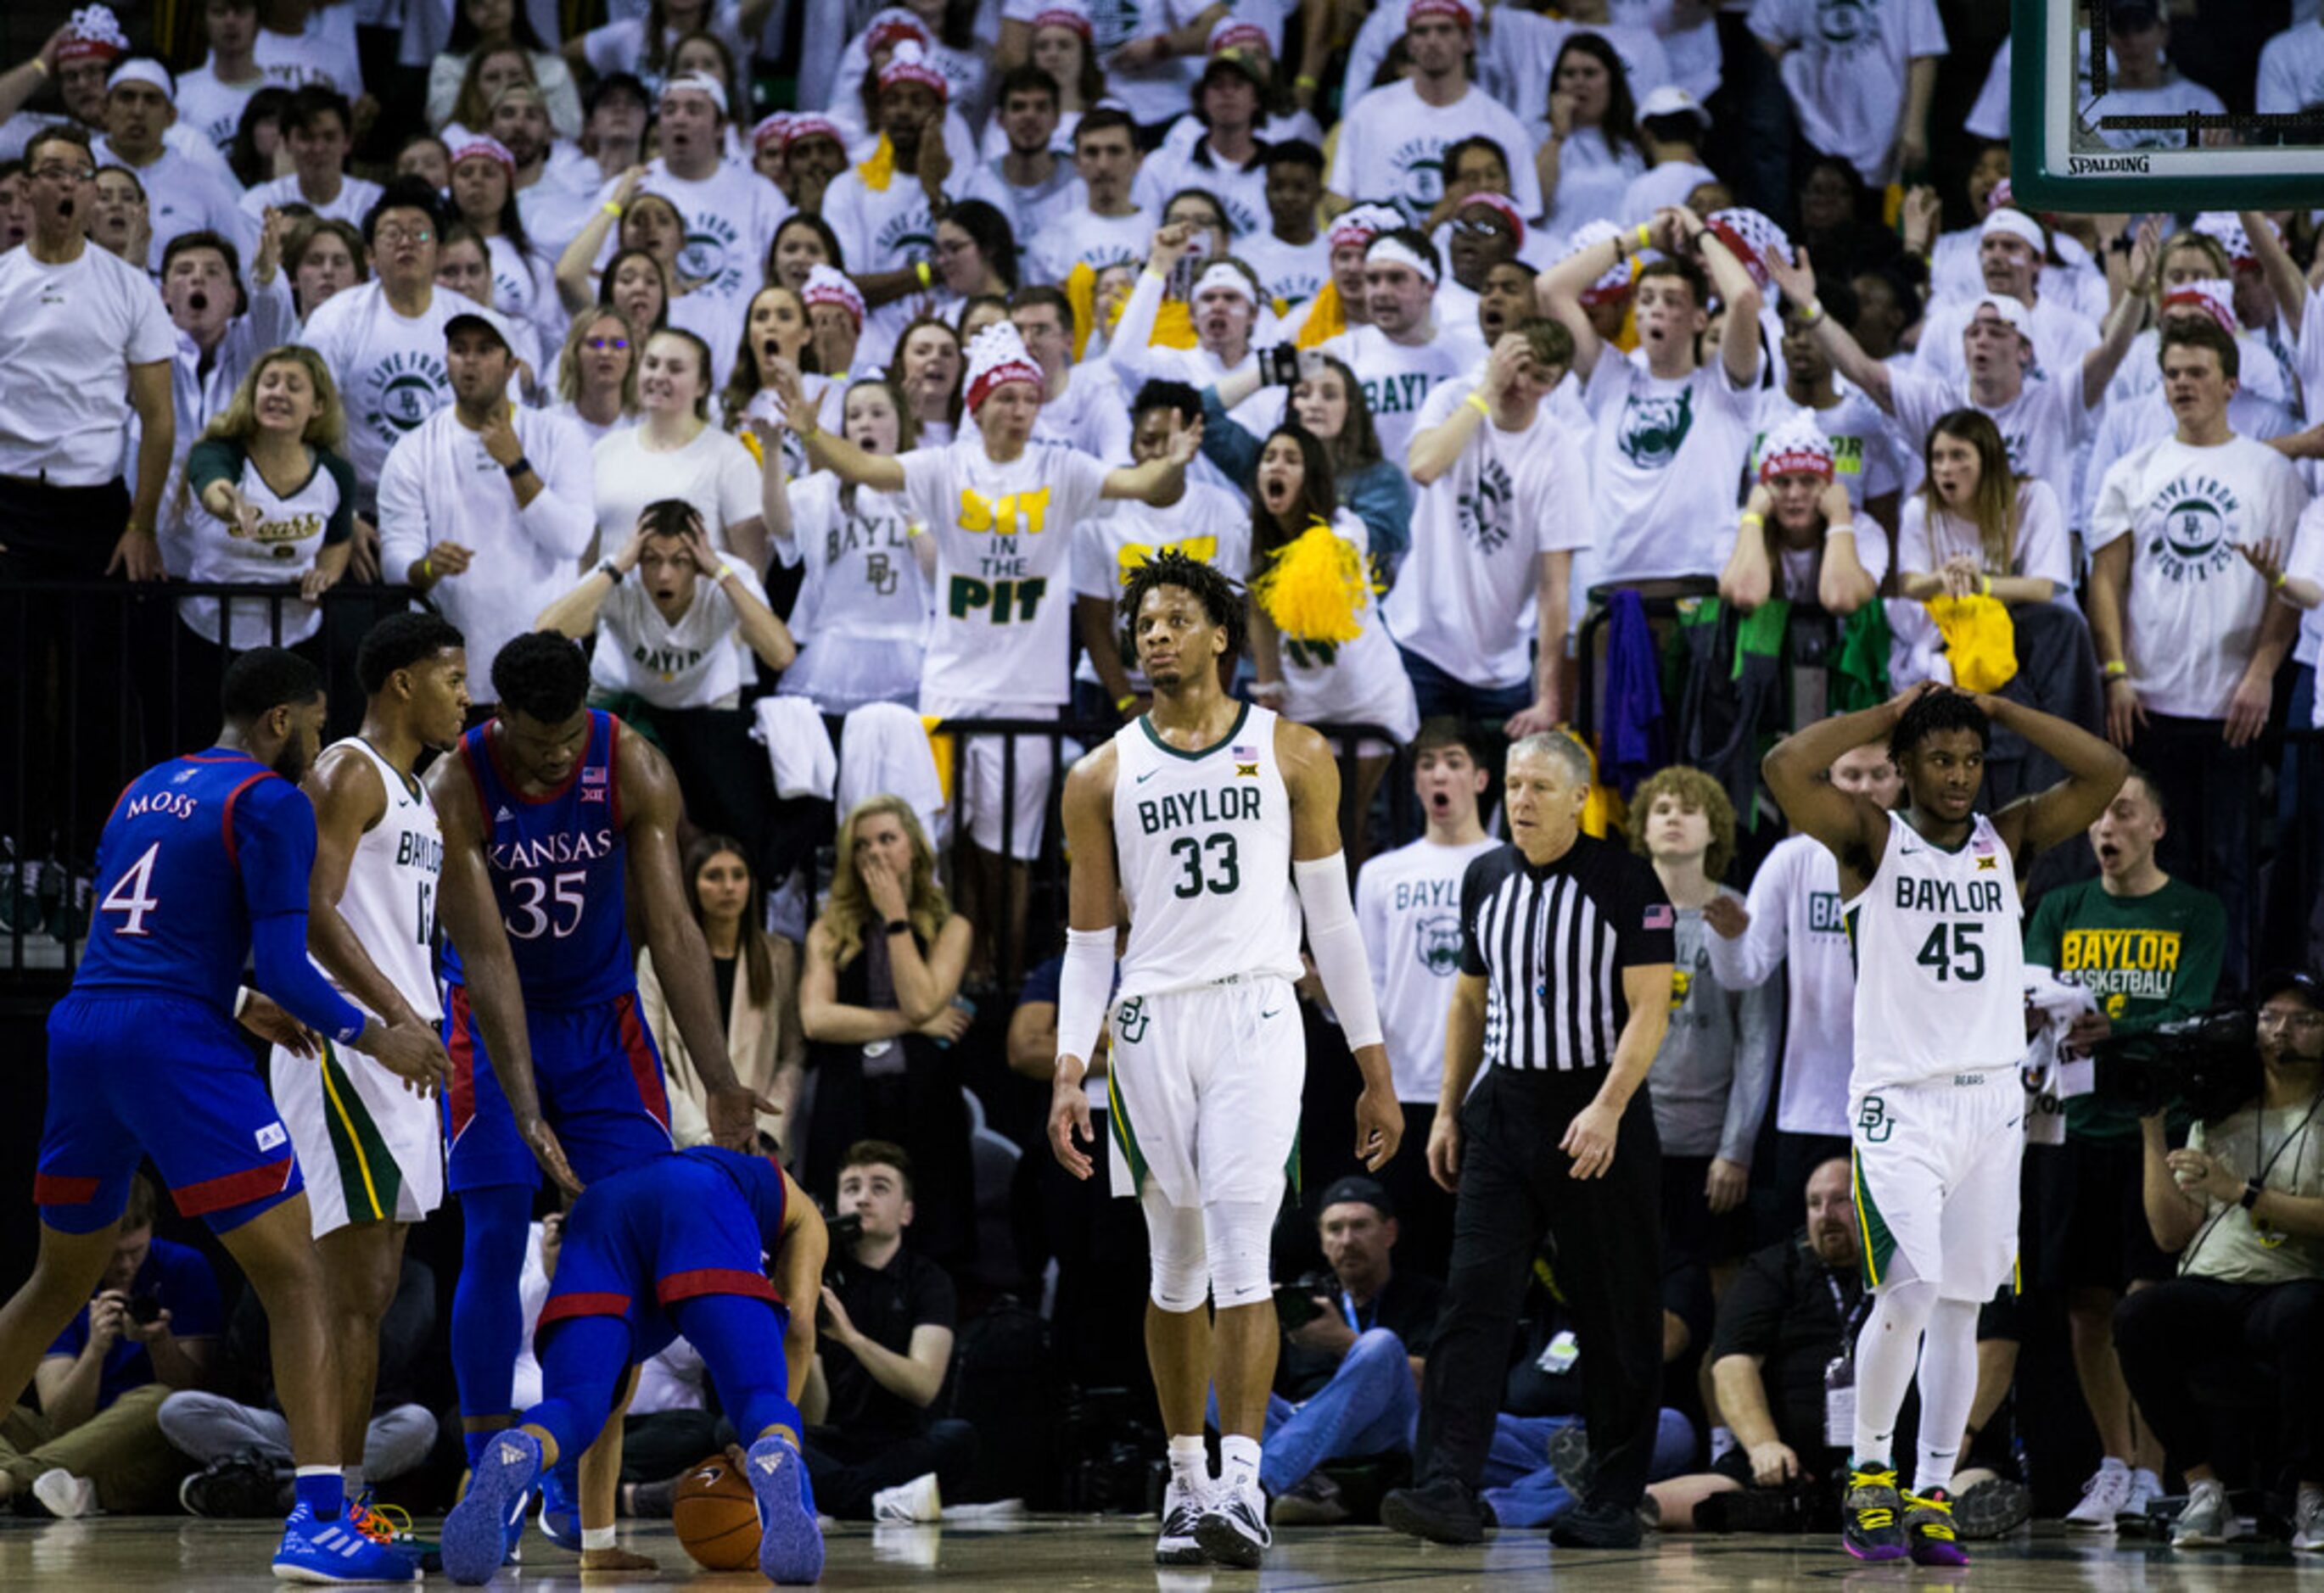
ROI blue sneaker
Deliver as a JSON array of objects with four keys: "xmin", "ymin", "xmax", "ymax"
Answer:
[
  {"xmin": 747, "ymin": 1435, "xmax": 825, "ymax": 1585},
  {"xmin": 444, "ymin": 1432, "xmax": 544, "ymax": 1585},
  {"xmin": 538, "ymin": 1464, "xmax": 581, "ymax": 1551},
  {"xmin": 272, "ymin": 1502, "xmax": 421, "ymax": 1584}
]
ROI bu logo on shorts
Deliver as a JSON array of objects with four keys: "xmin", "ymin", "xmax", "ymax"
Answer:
[
  {"xmin": 1117, "ymin": 998, "xmax": 1150, "ymax": 1044},
  {"xmin": 1856, "ymin": 1095, "xmax": 1894, "ymax": 1143}
]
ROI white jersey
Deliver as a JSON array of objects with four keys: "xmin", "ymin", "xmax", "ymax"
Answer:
[
  {"xmin": 1845, "ymin": 812, "xmax": 2024, "ymax": 1089},
  {"xmin": 327, "ymin": 737, "xmax": 444, "ymax": 1026},
  {"xmin": 1112, "ymin": 704, "xmax": 1303, "ymax": 1001}
]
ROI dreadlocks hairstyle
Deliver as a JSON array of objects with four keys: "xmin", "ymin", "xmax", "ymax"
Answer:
[
  {"xmin": 1120, "ymin": 549, "xmax": 1246, "ymax": 659},
  {"xmin": 1889, "ymin": 688, "xmax": 1992, "ymax": 764}
]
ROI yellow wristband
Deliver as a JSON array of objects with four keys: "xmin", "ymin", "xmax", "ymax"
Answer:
[
  {"xmin": 915, "ymin": 260, "xmax": 933, "ymax": 288},
  {"xmin": 2276, "ymin": 571, "xmax": 2291, "ymax": 590},
  {"xmin": 419, "ymin": 556, "xmax": 434, "ymax": 579},
  {"xmin": 602, "ymin": 200, "xmax": 624, "ymax": 219},
  {"xmin": 2103, "ymin": 659, "xmax": 2129, "ymax": 679},
  {"xmin": 1464, "ymin": 390, "xmax": 1491, "ymax": 417},
  {"xmin": 1295, "ymin": 74, "xmax": 1319, "ymax": 89},
  {"xmin": 1634, "ymin": 222, "xmax": 1654, "ymax": 249},
  {"xmin": 1739, "ymin": 511, "xmax": 1765, "ymax": 530},
  {"xmin": 30, "ymin": 56, "xmax": 50, "ymax": 78},
  {"xmin": 1114, "ymin": 693, "xmax": 1138, "ymax": 713}
]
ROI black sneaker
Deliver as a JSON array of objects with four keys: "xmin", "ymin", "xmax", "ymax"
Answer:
[
  {"xmin": 1952, "ymin": 1477, "xmax": 2032, "ymax": 1540},
  {"xmin": 1843, "ymin": 1466, "xmax": 1908, "ymax": 1562},
  {"xmin": 1382, "ymin": 1479, "xmax": 1489, "ymax": 1545},
  {"xmin": 180, "ymin": 1459, "xmax": 289, "ymax": 1519},
  {"xmin": 1549, "ymin": 1498, "xmax": 1644, "ymax": 1549}
]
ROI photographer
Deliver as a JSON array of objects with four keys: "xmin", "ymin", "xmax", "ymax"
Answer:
[
  {"xmin": 1245, "ymin": 1177, "xmax": 1443, "ymax": 1528},
  {"xmin": 800, "ymin": 1141, "xmax": 976, "ymax": 1523},
  {"xmin": 2, "ymin": 1174, "xmax": 220, "ymax": 1515},
  {"xmin": 2114, "ymin": 971, "xmax": 2324, "ymax": 1551}
]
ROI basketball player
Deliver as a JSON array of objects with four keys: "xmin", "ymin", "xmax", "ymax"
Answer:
[
  {"xmin": 1049, "ymin": 551, "xmax": 1403, "ymax": 1569},
  {"xmin": 273, "ymin": 612, "xmax": 467, "ymax": 1543},
  {"xmin": 430, "ymin": 633, "xmax": 775, "ymax": 1558},
  {"xmin": 441, "ymin": 1146, "xmax": 826, "ymax": 1587},
  {"xmin": 1765, "ymin": 684, "xmax": 2125, "ymax": 1565},
  {"xmin": 0, "ymin": 649, "xmax": 441, "ymax": 1583}
]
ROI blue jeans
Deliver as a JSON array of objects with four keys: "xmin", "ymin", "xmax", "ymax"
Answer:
[
  {"xmin": 1397, "ymin": 646, "xmax": 1533, "ymax": 726},
  {"xmin": 1205, "ymin": 1328, "xmax": 1420, "ymax": 1495},
  {"xmin": 1479, "ymin": 1408, "xmax": 1698, "ymax": 1529}
]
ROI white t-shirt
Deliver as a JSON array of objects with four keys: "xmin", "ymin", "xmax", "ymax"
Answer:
[
  {"xmin": 176, "ymin": 66, "xmax": 266, "ymax": 153},
  {"xmin": 1329, "ymin": 81, "xmax": 1546, "ymax": 226},
  {"xmin": 1579, "ymin": 350, "xmax": 1762, "ymax": 584},
  {"xmin": 580, "ymin": 0, "xmax": 747, "ymax": 94},
  {"xmin": 254, "ymin": 6, "xmax": 365, "ymax": 96},
  {"xmin": 0, "ymin": 244, "xmax": 176, "ymax": 488},
  {"xmin": 375, "ymin": 405, "xmax": 598, "ymax": 688},
  {"xmin": 1068, "ymin": 483, "xmax": 1250, "ymax": 689},
  {"xmin": 2091, "ymin": 433, "xmax": 2311, "ymax": 719},
  {"xmin": 1237, "ymin": 231, "xmax": 1331, "ymax": 311},
  {"xmin": 1888, "ymin": 366, "xmax": 2093, "ymax": 498},
  {"xmin": 1024, "ymin": 203, "xmax": 1155, "ymax": 288},
  {"xmin": 238, "ymin": 172, "xmax": 384, "ymax": 227},
  {"xmin": 1383, "ymin": 377, "xmax": 1592, "ymax": 687},
  {"xmin": 1750, "ymin": 0, "xmax": 1948, "ymax": 184},
  {"xmin": 591, "ymin": 423, "xmax": 762, "ymax": 557},
  {"xmin": 774, "ymin": 473, "xmax": 930, "ymax": 714},
  {"xmin": 2260, "ymin": 22, "xmax": 2324, "ymax": 115},
  {"xmin": 1700, "ymin": 831, "xmax": 1856, "ymax": 1137},
  {"xmin": 1028, "ymin": 365, "xmax": 1134, "ymax": 467},
  {"xmin": 299, "ymin": 282, "xmax": 522, "ymax": 498},
  {"xmin": 1746, "ymin": 387, "xmax": 1907, "ymax": 517},
  {"xmin": 1709, "ymin": 505, "xmax": 1891, "ymax": 606},
  {"xmin": 1316, "ymin": 321, "xmax": 1491, "ymax": 472},
  {"xmin": 1483, "ymin": 13, "xmax": 1673, "ymax": 148},
  {"xmin": 1896, "ymin": 478, "xmax": 2072, "ymax": 591},
  {"xmin": 1914, "ymin": 293, "xmax": 2098, "ymax": 388},
  {"xmin": 1616, "ymin": 160, "xmax": 1719, "ymax": 228},
  {"xmin": 2288, "ymin": 498, "xmax": 2324, "ymax": 709},
  {"xmin": 92, "ymin": 139, "xmax": 249, "ymax": 272},
  {"xmin": 1543, "ymin": 126, "xmax": 1646, "ymax": 238},
  {"xmin": 1358, "ymin": 833, "xmax": 1504, "ymax": 1104},
  {"xmin": 591, "ymin": 551, "xmax": 769, "ymax": 708},
  {"xmin": 899, "ymin": 436, "xmax": 1112, "ymax": 709},
  {"xmin": 596, "ymin": 159, "xmax": 789, "ymax": 311},
  {"xmin": 1137, "ymin": 140, "xmax": 1270, "ymax": 241},
  {"xmin": 180, "ymin": 442, "xmax": 358, "ymax": 646}
]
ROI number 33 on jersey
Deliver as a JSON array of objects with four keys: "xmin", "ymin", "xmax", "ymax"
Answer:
[{"xmin": 1844, "ymin": 811, "xmax": 2026, "ymax": 1088}]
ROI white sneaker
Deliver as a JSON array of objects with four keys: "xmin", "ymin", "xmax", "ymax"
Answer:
[
  {"xmin": 2064, "ymin": 1460, "xmax": 2135, "ymax": 1532},
  {"xmin": 2293, "ymin": 1489, "xmax": 2324, "ymax": 1552},
  {"xmin": 2171, "ymin": 1478, "xmax": 2233, "ymax": 1548},
  {"xmin": 2130, "ymin": 1467, "xmax": 2165, "ymax": 1521},
  {"xmin": 1194, "ymin": 1480, "xmax": 1271, "ymax": 1570},
  {"xmin": 871, "ymin": 1471, "xmax": 943, "ymax": 1523},
  {"xmin": 31, "ymin": 1469, "xmax": 97, "ymax": 1519},
  {"xmin": 1156, "ymin": 1479, "xmax": 1209, "ymax": 1567}
]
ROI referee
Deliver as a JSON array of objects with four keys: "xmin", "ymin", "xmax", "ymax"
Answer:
[{"xmin": 1382, "ymin": 732, "xmax": 1676, "ymax": 1552}]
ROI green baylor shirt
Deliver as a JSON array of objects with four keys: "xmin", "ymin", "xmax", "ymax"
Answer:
[{"xmin": 2024, "ymin": 875, "xmax": 2226, "ymax": 1139}]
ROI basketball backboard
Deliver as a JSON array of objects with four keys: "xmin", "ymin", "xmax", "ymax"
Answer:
[{"xmin": 2009, "ymin": 0, "xmax": 2324, "ymax": 211}]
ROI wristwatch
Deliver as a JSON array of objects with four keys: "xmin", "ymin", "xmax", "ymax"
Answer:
[{"xmin": 2243, "ymin": 1178, "xmax": 2265, "ymax": 1211}]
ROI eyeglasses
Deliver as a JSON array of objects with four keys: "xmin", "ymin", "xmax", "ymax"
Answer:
[
  {"xmin": 31, "ymin": 165, "xmax": 97, "ymax": 184},
  {"xmin": 375, "ymin": 224, "xmax": 434, "ymax": 245},
  {"xmin": 585, "ymin": 336, "xmax": 630, "ymax": 351},
  {"xmin": 1451, "ymin": 215, "xmax": 1508, "ymax": 238},
  {"xmin": 2258, "ymin": 1010, "xmax": 2324, "ymax": 1031}
]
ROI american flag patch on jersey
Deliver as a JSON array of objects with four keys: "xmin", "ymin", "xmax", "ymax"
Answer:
[
  {"xmin": 1232, "ymin": 744, "xmax": 1257, "ymax": 759},
  {"xmin": 1643, "ymin": 904, "xmax": 1675, "ymax": 931},
  {"xmin": 1973, "ymin": 833, "xmax": 1994, "ymax": 855}
]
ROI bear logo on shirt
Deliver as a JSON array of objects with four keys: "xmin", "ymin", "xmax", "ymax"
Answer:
[
  {"xmin": 2147, "ymin": 475, "xmax": 2242, "ymax": 581},
  {"xmin": 678, "ymin": 215, "xmax": 745, "ymax": 296},
  {"xmin": 1457, "ymin": 458, "xmax": 1515, "ymax": 555},
  {"xmin": 1616, "ymin": 386, "xmax": 1694, "ymax": 469},
  {"xmin": 1815, "ymin": 0, "xmax": 1880, "ymax": 49},
  {"xmin": 1415, "ymin": 913, "xmax": 1463, "ymax": 976}
]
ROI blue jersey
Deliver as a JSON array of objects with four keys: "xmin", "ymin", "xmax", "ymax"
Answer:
[
  {"xmin": 75, "ymin": 750, "xmax": 315, "ymax": 1012},
  {"xmin": 443, "ymin": 710, "xmax": 634, "ymax": 1008}
]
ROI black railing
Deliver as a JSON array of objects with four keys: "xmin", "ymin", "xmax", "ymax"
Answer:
[{"xmin": 0, "ymin": 579, "xmax": 1418, "ymax": 999}]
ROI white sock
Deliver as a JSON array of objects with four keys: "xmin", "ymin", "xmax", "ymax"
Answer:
[
  {"xmin": 1851, "ymin": 1276, "xmax": 1937, "ymax": 1471},
  {"xmin": 1167, "ymin": 1435, "xmax": 1209, "ymax": 1497},
  {"xmin": 1911, "ymin": 1299, "xmax": 1980, "ymax": 1497},
  {"xmin": 1220, "ymin": 1434, "xmax": 1262, "ymax": 1495},
  {"xmin": 581, "ymin": 1525, "xmax": 617, "ymax": 1551},
  {"xmin": 342, "ymin": 1465, "xmax": 366, "ymax": 1499},
  {"xmin": 2135, "ymin": 1467, "xmax": 2163, "ymax": 1495}
]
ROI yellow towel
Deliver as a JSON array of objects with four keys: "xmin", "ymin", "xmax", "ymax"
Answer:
[
  {"xmin": 1924, "ymin": 593, "xmax": 2018, "ymax": 692},
  {"xmin": 1295, "ymin": 279, "xmax": 1346, "ymax": 348},
  {"xmin": 920, "ymin": 714, "xmax": 957, "ymax": 803},
  {"xmin": 859, "ymin": 137, "xmax": 896, "ymax": 193}
]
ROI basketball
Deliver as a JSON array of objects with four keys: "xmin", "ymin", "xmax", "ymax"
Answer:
[{"xmin": 674, "ymin": 1455, "xmax": 760, "ymax": 1572}]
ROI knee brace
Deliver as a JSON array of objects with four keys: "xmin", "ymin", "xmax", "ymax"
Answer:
[
  {"xmin": 1203, "ymin": 1200, "xmax": 1275, "ymax": 1309},
  {"xmin": 1140, "ymin": 1182, "xmax": 1209, "ymax": 1312}
]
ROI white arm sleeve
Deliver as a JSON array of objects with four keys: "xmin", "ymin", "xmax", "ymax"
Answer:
[
  {"xmin": 1054, "ymin": 925, "xmax": 1116, "ymax": 1073},
  {"xmin": 1293, "ymin": 853, "xmax": 1384, "ymax": 1052}
]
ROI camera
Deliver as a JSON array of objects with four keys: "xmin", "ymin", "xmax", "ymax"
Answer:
[
  {"xmin": 127, "ymin": 1294, "xmax": 163, "ymax": 1327},
  {"xmin": 1257, "ymin": 344, "xmax": 1302, "ymax": 386},
  {"xmin": 1272, "ymin": 1271, "xmax": 1336, "ymax": 1332},
  {"xmin": 2089, "ymin": 1003, "xmax": 2260, "ymax": 1122},
  {"xmin": 820, "ymin": 1210, "xmax": 864, "ymax": 1302}
]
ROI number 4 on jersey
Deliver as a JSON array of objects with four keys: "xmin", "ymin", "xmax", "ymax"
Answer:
[{"xmin": 98, "ymin": 842, "xmax": 163, "ymax": 936}]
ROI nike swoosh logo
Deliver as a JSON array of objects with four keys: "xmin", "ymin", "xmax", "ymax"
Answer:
[
  {"xmin": 1260, "ymin": 1007, "xmax": 1283, "ymax": 1020},
  {"xmin": 1136, "ymin": 769, "xmax": 1158, "ymax": 783}
]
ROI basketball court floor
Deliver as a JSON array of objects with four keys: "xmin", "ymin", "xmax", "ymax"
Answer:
[{"xmin": 7, "ymin": 1515, "xmax": 2324, "ymax": 1589}]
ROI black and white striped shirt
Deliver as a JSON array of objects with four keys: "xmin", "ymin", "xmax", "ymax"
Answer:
[{"xmin": 1459, "ymin": 836, "xmax": 1677, "ymax": 1075}]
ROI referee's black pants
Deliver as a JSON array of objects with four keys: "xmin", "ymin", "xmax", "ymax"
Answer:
[{"xmin": 1414, "ymin": 1065, "xmax": 1664, "ymax": 1508}]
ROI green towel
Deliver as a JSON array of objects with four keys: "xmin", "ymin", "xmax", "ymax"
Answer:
[
  {"xmin": 1831, "ymin": 601, "xmax": 1893, "ymax": 713},
  {"xmin": 1732, "ymin": 598, "xmax": 1790, "ymax": 682}
]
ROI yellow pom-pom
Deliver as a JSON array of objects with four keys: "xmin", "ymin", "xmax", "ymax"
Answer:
[{"xmin": 1252, "ymin": 521, "xmax": 1375, "ymax": 645}]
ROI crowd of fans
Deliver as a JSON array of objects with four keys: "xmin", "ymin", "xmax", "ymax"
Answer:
[{"xmin": 3, "ymin": 0, "xmax": 2324, "ymax": 1553}]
